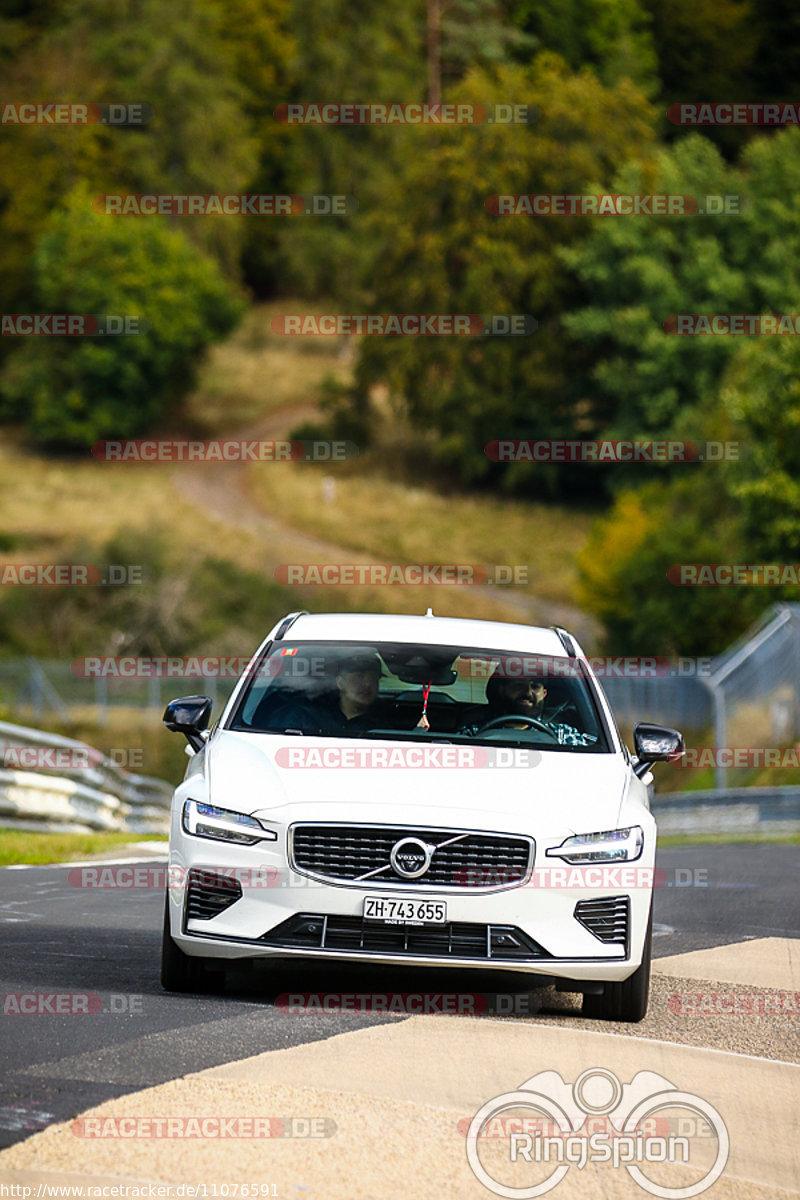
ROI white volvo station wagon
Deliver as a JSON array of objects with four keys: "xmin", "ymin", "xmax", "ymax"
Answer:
[{"xmin": 161, "ymin": 611, "xmax": 683, "ymax": 1021}]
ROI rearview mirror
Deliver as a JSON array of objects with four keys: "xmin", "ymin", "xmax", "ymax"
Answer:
[
  {"xmin": 633, "ymin": 722, "xmax": 684, "ymax": 778},
  {"xmin": 163, "ymin": 695, "xmax": 212, "ymax": 751}
]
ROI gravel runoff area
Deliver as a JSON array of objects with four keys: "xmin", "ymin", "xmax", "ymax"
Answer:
[{"xmin": 0, "ymin": 936, "xmax": 798, "ymax": 1200}]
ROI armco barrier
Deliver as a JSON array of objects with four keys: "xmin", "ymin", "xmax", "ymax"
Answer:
[
  {"xmin": 652, "ymin": 786, "xmax": 800, "ymax": 836},
  {"xmin": 0, "ymin": 719, "xmax": 172, "ymax": 834}
]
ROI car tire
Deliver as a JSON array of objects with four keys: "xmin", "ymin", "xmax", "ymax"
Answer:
[
  {"xmin": 582, "ymin": 902, "xmax": 652, "ymax": 1023},
  {"xmin": 160, "ymin": 892, "xmax": 226, "ymax": 994}
]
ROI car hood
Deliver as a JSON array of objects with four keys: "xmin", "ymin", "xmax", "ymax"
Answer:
[{"xmin": 202, "ymin": 731, "xmax": 630, "ymax": 836}]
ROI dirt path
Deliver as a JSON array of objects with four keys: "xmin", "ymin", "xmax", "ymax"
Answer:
[{"xmin": 171, "ymin": 404, "xmax": 600, "ymax": 646}]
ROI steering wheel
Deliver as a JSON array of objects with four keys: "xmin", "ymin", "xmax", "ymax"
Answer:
[{"xmin": 477, "ymin": 714, "xmax": 559, "ymax": 742}]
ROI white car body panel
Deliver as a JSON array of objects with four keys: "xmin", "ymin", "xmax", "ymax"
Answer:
[{"xmin": 165, "ymin": 612, "xmax": 657, "ymax": 986}]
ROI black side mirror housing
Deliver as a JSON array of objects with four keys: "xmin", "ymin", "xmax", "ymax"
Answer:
[
  {"xmin": 633, "ymin": 722, "xmax": 684, "ymax": 778},
  {"xmin": 163, "ymin": 695, "xmax": 213, "ymax": 751}
]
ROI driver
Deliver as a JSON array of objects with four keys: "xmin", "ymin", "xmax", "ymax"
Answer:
[{"xmin": 459, "ymin": 673, "xmax": 597, "ymax": 746}]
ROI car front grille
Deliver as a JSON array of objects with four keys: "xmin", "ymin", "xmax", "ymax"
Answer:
[
  {"xmin": 290, "ymin": 823, "xmax": 533, "ymax": 889},
  {"xmin": 574, "ymin": 896, "xmax": 629, "ymax": 945},
  {"xmin": 260, "ymin": 913, "xmax": 550, "ymax": 960},
  {"xmin": 186, "ymin": 869, "xmax": 242, "ymax": 921}
]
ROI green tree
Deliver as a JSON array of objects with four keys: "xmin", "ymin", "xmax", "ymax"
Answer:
[
  {"xmin": 1, "ymin": 185, "xmax": 243, "ymax": 447},
  {"xmin": 511, "ymin": 0, "xmax": 658, "ymax": 91},
  {"xmin": 562, "ymin": 135, "xmax": 747, "ymax": 457},
  {"xmin": 576, "ymin": 475, "xmax": 764, "ymax": 655},
  {"xmin": 0, "ymin": 0, "xmax": 260, "ymax": 324},
  {"xmin": 571, "ymin": 126, "xmax": 800, "ymax": 649},
  {"xmin": 339, "ymin": 55, "xmax": 656, "ymax": 491},
  {"xmin": 272, "ymin": 0, "xmax": 427, "ymax": 303}
]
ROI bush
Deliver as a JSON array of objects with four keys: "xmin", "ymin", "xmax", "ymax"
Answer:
[
  {"xmin": 0, "ymin": 185, "xmax": 244, "ymax": 448},
  {"xmin": 577, "ymin": 477, "xmax": 765, "ymax": 656},
  {"xmin": 0, "ymin": 528, "xmax": 293, "ymax": 659}
]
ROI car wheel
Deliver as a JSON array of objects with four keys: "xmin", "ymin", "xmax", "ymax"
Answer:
[
  {"xmin": 160, "ymin": 892, "xmax": 226, "ymax": 994},
  {"xmin": 582, "ymin": 902, "xmax": 652, "ymax": 1023}
]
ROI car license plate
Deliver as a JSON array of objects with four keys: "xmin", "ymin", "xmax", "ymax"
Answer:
[{"xmin": 363, "ymin": 896, "xmax": 447, "ymax": 925}]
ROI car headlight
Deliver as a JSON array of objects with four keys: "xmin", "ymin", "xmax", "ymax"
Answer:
[
  {"xmin": 182, "ymin": 799, "xmax": 278, "ymax": 846},
  {"xmin": 545, "ymin": 827, "xmax": 643, "ymax": 864}
]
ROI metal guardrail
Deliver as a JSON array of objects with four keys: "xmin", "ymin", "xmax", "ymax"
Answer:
[
  {"xmin": 652, "ymin": 786, "xmax": 800, "ymax": 836},
  {"xmin": 0, "ymin": 719, "xmax": 173, "ymax": 834}
]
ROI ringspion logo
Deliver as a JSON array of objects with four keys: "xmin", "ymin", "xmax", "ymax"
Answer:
[{"xmin": 466, "ymin": 1067, "xmax": 728, "ymax": 1197}]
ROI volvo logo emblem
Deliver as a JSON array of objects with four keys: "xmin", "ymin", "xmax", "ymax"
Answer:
[{"xmin": 390, "ymin": 836, "xmax": 433, "ymax": 879}]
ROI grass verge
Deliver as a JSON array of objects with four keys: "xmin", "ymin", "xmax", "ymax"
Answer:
[{"xmin": 0, "ymin": 828, "xmax": 166, "ymax": 867}]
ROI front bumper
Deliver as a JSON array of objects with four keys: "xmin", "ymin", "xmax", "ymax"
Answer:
[{"xmin": 167, "ymin": 828, "xmax": 654, "ymax": 984}]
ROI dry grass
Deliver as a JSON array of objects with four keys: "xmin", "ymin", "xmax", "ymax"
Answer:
[
  {"xmin": 0, "ymin": 441, "xmax": 260, "ymax": 570},
  {"xmin": 245, "ymin": 463, "xmax": 595, "ymax": 606},
  {"xmin": 183, "ymin": 299, "xmax": 354, "ymax": 434},
  {"xmin": 0, "ymin": 299, "xmax": 595, "ymax": 635}
]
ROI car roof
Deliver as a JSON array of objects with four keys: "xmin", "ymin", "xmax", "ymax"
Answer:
[{"xmin": 267, "ymin": 611, "xmax": 578, "ymax": 658}]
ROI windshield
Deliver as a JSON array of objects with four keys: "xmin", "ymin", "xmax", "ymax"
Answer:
[{"xmin": 227, "ymin": 640, "xmax": 611, "ymax": 752}]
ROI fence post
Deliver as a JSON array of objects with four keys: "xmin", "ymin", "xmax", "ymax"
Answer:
[
  {"xmin": 708, "ymin": 678, "xmax": 727, "ymax": 791},
  {"xmin": 95, "ymin": 674, "xmax": 108, "ymax": 726}
]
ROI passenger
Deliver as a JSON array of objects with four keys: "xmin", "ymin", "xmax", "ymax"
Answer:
[{"xmin": 270, "ymin": 652, "xmax": 386, "ymax": 733}]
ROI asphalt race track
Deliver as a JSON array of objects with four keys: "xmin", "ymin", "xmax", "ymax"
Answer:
[{"xmin": 1, "ymin": 842, "xmax": 797, "ymax": 1156}]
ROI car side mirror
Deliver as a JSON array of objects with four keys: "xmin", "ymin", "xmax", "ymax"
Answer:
[
  {"xmin": 163, "ymin": 695, "xmax": 213, "ymax": 752},
  {"xmin": 633, "ymin": 722, "xmax": 684, "ymax": 778}
]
